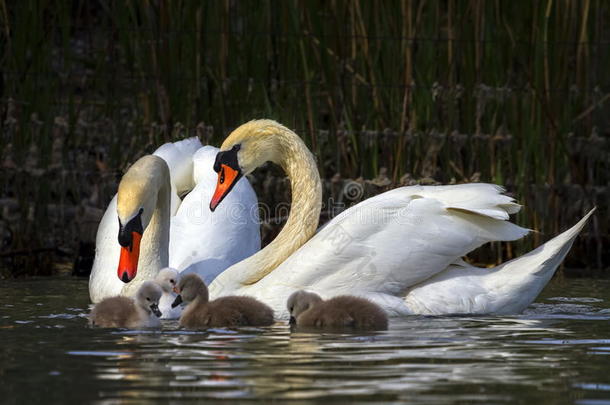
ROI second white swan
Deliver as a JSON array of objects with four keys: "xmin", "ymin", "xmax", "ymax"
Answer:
[{"xmin": 207, "ymin": 119, "xmax": 594, "ymax": 318}]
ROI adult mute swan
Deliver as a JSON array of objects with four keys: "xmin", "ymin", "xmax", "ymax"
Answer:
[
  {"xmin": 207, "ymin": 119, "xmax": 594, "ymax": 318},
  {"xmin": 88, "ymin": 138, "xmax": 260, "ymax": 315}
]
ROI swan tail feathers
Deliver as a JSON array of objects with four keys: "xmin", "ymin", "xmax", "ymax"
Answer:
[
  {"xmin": 482, "ymin": 207, "xmax": 595, "ymax": 313},
  {"xmin": 404, "ymin": 208, "xmax": 595, "ymax": 315},
  {"xmin": 505, "ymin": 207, "xmax": 596, "ymax": 277}
]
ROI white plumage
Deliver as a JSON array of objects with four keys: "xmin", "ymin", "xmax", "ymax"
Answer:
[
  {"xmin": 221, "ymin": 184, "xmax": 593, "ymax": 318},
  {"xmin": 207, "ymin": 120, "xmax": 594, "ymax": 319}
]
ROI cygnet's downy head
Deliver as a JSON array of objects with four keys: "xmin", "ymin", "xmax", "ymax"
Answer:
[
  {"xmin": 286, "ymin": 290, "xmax": 323, "ymax": 325},
  {"xmin": 155, "ymin": 267, "xmax": 180, "ymax": 293},
  {"xmin": 136, "ymin": 281, "xmax": 163, "ymax": 317},
  {"xmin": 171, "ymin": 274, "xmax": 209, "ymax": 308}
]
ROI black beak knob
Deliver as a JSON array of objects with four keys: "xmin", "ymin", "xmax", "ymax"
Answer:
[
  {"xmin": 120, "ymin": 272, "xmax": 131, "ymax": 283},
  {"xmin": 150, "ymin": 303, "xmax": 162, "ymax": 317},
  {"xmin": 171, "ymin": 295, "xmax": 183, "ymax": 308}
]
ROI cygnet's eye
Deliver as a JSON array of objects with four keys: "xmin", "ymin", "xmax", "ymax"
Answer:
[
  {"xmin": 170, "ymin": 279, "xmax": 175, "ymax": 284},
  {"xmin": 290, "ymin": 306, "xmax": 294, "ymax": 312},
  {"xmin": 146, "ymin": 297, "xmax": 150, "ymax": 301}
]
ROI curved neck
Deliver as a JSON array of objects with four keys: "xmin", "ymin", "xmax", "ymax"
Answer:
[
  {"xmin": 212, "ymin": 126, "xmax": 322, "ymax": 291},
  {"xmin": 139, "ymin": 182, "xmax": 171, "ymax": 273},
  {"xmin": 121, "ymin": 178, "xmax": 171, "ymax": 296}
]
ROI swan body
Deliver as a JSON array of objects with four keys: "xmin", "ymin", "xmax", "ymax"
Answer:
[
  {"xmin": 88, "ymin": 138, "xmax": 260, "ymax": 319},
  {"xmin": 207, "ymin": 119, "xmax": 594, "ymax": 318}
]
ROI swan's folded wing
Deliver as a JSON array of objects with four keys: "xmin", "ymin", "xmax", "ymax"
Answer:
[
  {"xmin": 262, "ymin": 183, "xmax": 528, "ymax": 297},
  {"xmin": 153, "ymin": 137, "xmax": 203, "ymax": 196},
  {"xmin": 405, "ymin": 208, "xmax": 595, "ymax": 315}
]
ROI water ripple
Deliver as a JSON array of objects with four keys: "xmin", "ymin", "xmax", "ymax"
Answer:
[{"xmin": 1, "ymin": 278, "xmax": 610, "ymax": 404}]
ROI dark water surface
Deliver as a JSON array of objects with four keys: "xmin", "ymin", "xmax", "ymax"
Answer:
[{"xmin": 1, "ymin": 278, "xmax": 609, "ymax": 404}]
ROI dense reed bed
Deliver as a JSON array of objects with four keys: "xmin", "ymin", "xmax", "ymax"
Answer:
[{"xmin": 0, "ymin": 0, "xmax": 608, "ymax": 277}]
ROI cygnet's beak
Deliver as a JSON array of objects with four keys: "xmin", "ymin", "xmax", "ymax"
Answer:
[
  {"xmin": 171, "ymin": 295, "xmax": 183, "ymax": 308},
  {"xmin": 150, "ymin": 303, "xmax": 162, "ymax": 317},
  {"xmin": 289, "ymin": 316, "xmax": 297, "ymax": 325}
]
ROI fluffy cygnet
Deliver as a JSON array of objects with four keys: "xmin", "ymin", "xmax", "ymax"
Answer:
[
  {"xmin": 155, "ymin": 267, "xmax": 180, "ymax": 293},
  {"xmin": 287, "ymin": 290, "xmax": 388, "ymax": 330},
  {"xmin": 154, "ymin": 267, "xmax": 182, "ymax": 319},
  {"xmin": 89, "ymin": 281, "xmax": 163, "ymax": 328},
  {"xmin": 172, "ymin": 274, "xmax": 274, "ymax": 328}
]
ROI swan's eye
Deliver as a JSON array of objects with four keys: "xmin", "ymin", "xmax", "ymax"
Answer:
[
  {"xmin": 170, "ymin": 279, "xmax": 175, "ymax": 284},
  {"xmin": 290, "ymin": 306, "xmax": 294, "ymax": 312},
  {"xmin": 146, "ymin": 297, "xmax": 150, "ymax": 301}
]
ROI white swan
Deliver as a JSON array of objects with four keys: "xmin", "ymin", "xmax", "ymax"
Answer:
[
  {"xmin": 88, "ymin": 138, "xmax": 260, "ymax": 318},
  {"xmin": 207, "ymin": 119, "xmax": 594, "ymax": 318}
]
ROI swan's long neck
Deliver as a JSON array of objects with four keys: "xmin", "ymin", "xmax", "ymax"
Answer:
[
  {"xmin": 138, "ymin": 184, "xmax": 171, "ymax": 275},
  {"xmin": 212, "ymin": 125, "xmax": 322, "ymax": 292},
  {"xmin": 121, "ymin": 169, "xmax": 171, "ymax": 296}
]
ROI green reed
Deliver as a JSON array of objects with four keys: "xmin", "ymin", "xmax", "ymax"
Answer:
[{"xmin": 0, "ymin": 0, "xmax": 607, "ymax": 275}]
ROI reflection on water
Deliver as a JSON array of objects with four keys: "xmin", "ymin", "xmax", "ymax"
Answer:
[{"xmin": 1, "ymin": 278, "xmax": 610, "ymax": 404}]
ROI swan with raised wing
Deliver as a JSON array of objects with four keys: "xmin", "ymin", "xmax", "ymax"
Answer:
[
  {"xmin": 88, "ymin": 139, "xmax": 260, "ymax": 318},
  {"xmin": 207, "ymin": 119, "xmax": 594, "ymax": 318}
]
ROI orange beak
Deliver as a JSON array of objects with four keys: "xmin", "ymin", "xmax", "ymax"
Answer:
[
  {"xmin": 117, "ymin": 231, "xmax": 142, "ymax": 283},
  {"xmin": 210, "ymin": 164, "xmax": 242, "ymax": 211}
]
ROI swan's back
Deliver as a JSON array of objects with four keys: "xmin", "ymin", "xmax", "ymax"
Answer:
[
  {"xmin": 297, "ymin": 296, "xmax": 388, "ymax": 330},
  {"xmin": 89, "ymin": 296, "xmax": 137, "ymax": 328},
  {"xmin": 181, "ymin": 296, "xmax": 274, "ymax": 328},
  {"xmin": 153, "ymin": 137, "xmax": 203, "ymax": 195},
  {"xmin": 209, "ymin": 296, "xmax": 274, "ymax": 326}
]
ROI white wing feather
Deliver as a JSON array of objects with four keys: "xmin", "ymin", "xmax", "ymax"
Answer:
[
  {"xmin": 237, "ymin": 184, "xmax": 529, "ymax": 315},
  {"xmin": 405, "ymin": 208, "xmax": 595, "ymax": 315}
]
